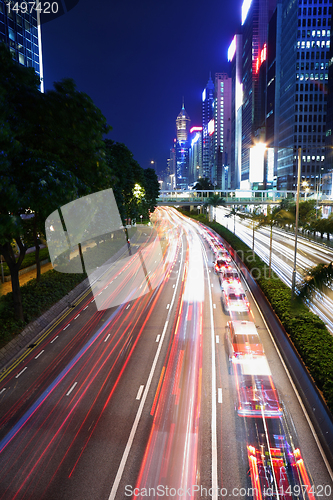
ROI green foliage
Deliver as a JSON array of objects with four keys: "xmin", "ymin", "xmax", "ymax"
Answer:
[
  {"xmin": 0, "ymin": 269, "xmax": 87, "ymax": 348},
  {"xmin": 178, "ymin": 208, "xmax": 333, "ymax": 413},
  {"xmin": 104, "ymin": 140, "xmax": 159, "ymax": 222}
]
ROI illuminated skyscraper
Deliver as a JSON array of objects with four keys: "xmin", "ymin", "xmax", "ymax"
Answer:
[
  {"xmin": 277, "ymin": 0, "xmax": 332, "ymax": 190},
  {"xmin": 214, "ymin": 73, "xmax": 232, "ymax": 189},
  {"xmin": 0, "ymin": 0, "xmax": 43, "ymax": 90},
  {"xmin": 202, "ymin": 74, "xmax": 215, "ymax": 180},
  {"xmin": 175, "ymin": 101, "xmax": 191, "ymax": 189}
]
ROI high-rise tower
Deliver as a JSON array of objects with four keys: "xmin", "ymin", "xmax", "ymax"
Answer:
[
  {"xmin": 278, "ymin": 0, "xmax": 332, "ymax": 191},
  {"xmin": 175, "ymin": 100, "xmax": 191, "ymax": 189},
  {"xmin": 0, "ymin": 0, "xmax": 44, "ymax": 90},
  {"xmin": 202, "ymin": 74, "xmax": 215, "ymax": 180}
]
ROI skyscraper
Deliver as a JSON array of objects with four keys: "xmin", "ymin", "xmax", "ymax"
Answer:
[
  {"xmin": 202, "ymin": 74, "xmax": 215, "ymax": 180},
  {"xmin": 175, "ymin": 101, "xmax": 191, "ymax": 189},
  {"xmin": 278, "ymin": 0, "xmax": 332, "ymax": 190},
  {"xmin": 0, "ymin": 0, "xmax": 43, "ymax": 90},
  {"xmin": 228, "ymin": 34, "xmax": 243, "ymax": 189},
  {"xmin": 214, "ymin": 73, "xmax": 232, "ymax": 189}
]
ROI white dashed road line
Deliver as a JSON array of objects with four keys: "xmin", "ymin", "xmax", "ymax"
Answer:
[
  {"xmin": 66, "ymin": 382, "xmax": 77, "ymax": 396},
  {"xmin": 50, "ymin": 336, "xmax": 58, "ymax": 344},
  {"xmin": 136, "ymin": 385, "xmax": 144, "ymax": 400},
  {"xmin": 16, "ymin": 367, "xmax": 27, "ymax": 379},
  {"xmin": 35, "ymin": 350, "xmax": 44, "ymax": 359}
]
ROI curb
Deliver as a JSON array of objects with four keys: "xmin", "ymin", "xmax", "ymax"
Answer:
[{"xmin": 0, "ymin": 276, "xmax": 91, "ymax": 372}]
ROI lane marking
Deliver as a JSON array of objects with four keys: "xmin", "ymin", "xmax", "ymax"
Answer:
[
  {"xmin": 98, "ymin": 292, "xmax": 103, "ymax": 296},
  {"xmin": 50, "ymin": 336, "xmax": 58, "ymax": 344},
  {"xmin": 66, "ymin": 382, "xmax": 77, "ymax": 396},
  {"xmin": 74, "ymin": 314, "xmax": 80, "ymax": 319},
  {"xmin": 211, "ymin": 283, "xmax": 214, "ymax": 287},
  {"xmin": 216, "ymin": 335, "xmax": 219, "ymax": 344},
  {"xmin": 166, "ymin": 304, "xmax": 170, "ymax": 309},
  {"xmin": 0, "ymin": 388, "xmax": 6, "ymax": 395},
  {"xmin": 83, "ymin": 306, "xmax": 88, "ymax": 311},
  {"xmin": 104, "ymin": 334, "xmax": 111, "ymax": 342},
  {"xmin": 126, "ymin": 304, "xmax": 130, "ymax": 310},
  {"xmin": 35, "ymin": 350, "xmax": 44, "ymax": 359},
  {"xmin": 15, "ymin": 367, "xmax": 27, "ymax": 379},
  {"xmin": 108, "ymin": 235, "xmax": 184, "ymax": 500},
  {"xmin": 63, "ymin": 324, "xmax": 70, "ymax": 330},
  {"xmin": 156, "ymin": 334, "xmax": 160, "ymax": 343},
  {"xmin": 213, "ymin": 304, "xmax": 216, "ymax": 309},
  {"xmin": 173, "ymin": 284, "xmax": 175, "ymax": 288},
  {"xmin": 136, "ymin": 385, "xmax": 144, "ymax": 400},
  {"xmin": 218, "ymin": 388, "xmax": 223, "ymax": 403}
]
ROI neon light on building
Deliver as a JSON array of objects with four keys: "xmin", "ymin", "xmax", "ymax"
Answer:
[
  {"xmin": 228, "ymin": 36, "xmax": 236, "ymax": 62},
  {"xmin": 242, "ymin": 0, "xmax": 252, "ymax": 25}
]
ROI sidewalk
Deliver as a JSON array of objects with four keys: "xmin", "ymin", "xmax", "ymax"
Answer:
[{"xmin": 0, "ymin": 261, "xmax": 53, "ymax": 296}]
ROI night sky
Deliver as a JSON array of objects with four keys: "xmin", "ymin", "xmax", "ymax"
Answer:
[{"xmin": 41, "ymin": 0, "xmax": 242, "ymax": 176}]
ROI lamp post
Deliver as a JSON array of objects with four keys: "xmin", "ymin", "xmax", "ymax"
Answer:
[{"xmin": 291, "ymin": 148, "xmax": 302, "ymax": 299}]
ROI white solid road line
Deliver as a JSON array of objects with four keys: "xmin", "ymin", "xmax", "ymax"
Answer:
[
  {"xmin": 66, "ymin": 382, "xmax": 77, "ymax": 396},
  {"xmin": 15, "ymin": 367, "xmax": 27, "ymax": 379},
  {"xmin": 136, "ymin": 385, "xmax": 144, "ymax": 400},
  {"xmin": 35, "ymin": 350, "xmax": 44, "ymax": 359}
]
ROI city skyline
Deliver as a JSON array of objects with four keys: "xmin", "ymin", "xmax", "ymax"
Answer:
[{"xmin": 40, "ymin": 0, "xmax": 242, "ymax": 174}]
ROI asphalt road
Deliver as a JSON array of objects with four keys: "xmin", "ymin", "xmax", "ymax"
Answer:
[{"xmin": 0, "ymin": 207, "xmax": 332, "ymax": 500}]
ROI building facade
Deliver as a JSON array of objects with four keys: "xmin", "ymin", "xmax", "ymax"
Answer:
[
  {"xmin": 175, "ymin": 102, "xmax": 191, "ymax": 189},
  {"xmin": 0, "ymin": 0, "xmax": 43, "ymax": 90},
  {"xmin": 278, "ymin": 0, "xmax": 331, "ymax": 190}
]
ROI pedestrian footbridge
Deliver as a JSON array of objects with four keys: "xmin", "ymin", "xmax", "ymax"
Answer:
[{"xmin": 156, "ymin": 190, "xmax": 333, "ymax": 206}]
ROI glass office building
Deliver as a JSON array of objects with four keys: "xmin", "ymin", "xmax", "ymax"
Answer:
[
  {"xmin": 0, "ymin": 0, "xmax": 43, "ymax": 90},
  {"xmin": 278, "ymin": 0, "xmax": 332, "ymax": 190}
]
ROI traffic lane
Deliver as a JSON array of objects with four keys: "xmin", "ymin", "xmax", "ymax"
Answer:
[
  {"xmin": 203, "ymin": 223, "xmax": 332, "ymax": 492},
  {"xmin": 209, "ymin": 259, "xmax": 246, "ymax": 496},
  {"xmin": 0, "ymin": 219, "xmax": 175, "ymax": 430},
  {"xmin": 232, "ymin": 262, "xmax": 333, "ymax": 490},
  {"xmin": 0, "ymin": 230, "xmax": 184, "ymax": 500},
  {"xmin": 129, "ymin": 219, "xmax": 205, "ymax": 498}
]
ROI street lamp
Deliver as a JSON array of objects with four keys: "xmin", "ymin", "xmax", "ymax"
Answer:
[
  {"xmin": 140, "ymin": 214, "xmax": 143, "ymax": 224},
  {"xmin": 292, "ymin": 148, "xmax": 302, "ymax": 299}
]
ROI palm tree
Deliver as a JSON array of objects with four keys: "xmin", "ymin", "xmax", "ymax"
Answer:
[
  {"xmin": 206, "ymin": 194, "xmax": 225, "ymax": 221},
  {"xmin": 239, "ymin": 208, "xmax": 261, "ymax": 255},
  {"xmin": 297, "ymin": 261, "xmax": 333, "ymax": 300},
  {"xmin": 256, "ymin": 207, "xmax": 294, "ymax": 278},
  {"xmin": 224, "ymin": 206, "xmax": 238, "ymax": 234}
]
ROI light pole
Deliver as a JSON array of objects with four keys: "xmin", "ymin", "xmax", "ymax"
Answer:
[{"xmin": 291, "ymin": 148, "xmax": 302, "ymax": 299}]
